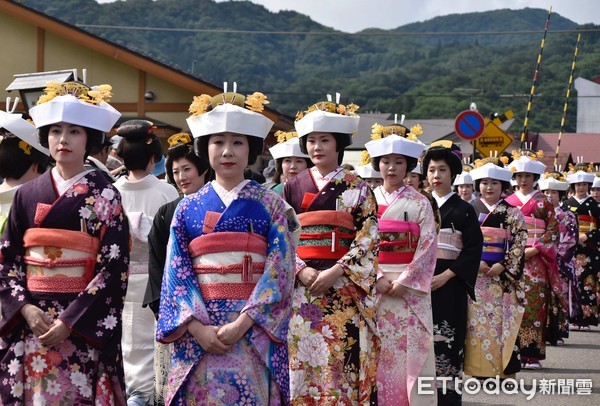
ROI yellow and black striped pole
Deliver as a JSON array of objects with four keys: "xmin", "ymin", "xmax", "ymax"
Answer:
[
  {"xmin": 554, "ymin": 33, "xmax": 581, "ymax": 169},
  {"xmin": 520, "ymin": 6, "xmax": 552, "ymax": 150}
]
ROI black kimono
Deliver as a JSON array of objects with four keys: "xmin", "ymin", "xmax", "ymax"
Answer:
[{"xmin": 432, "ymin": 193, "xmax": 483, "ymax": 405}]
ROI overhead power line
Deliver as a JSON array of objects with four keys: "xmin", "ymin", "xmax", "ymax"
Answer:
[{"xmin": 77, "ymin": 24, "xmax": 600, "ymax": 37}]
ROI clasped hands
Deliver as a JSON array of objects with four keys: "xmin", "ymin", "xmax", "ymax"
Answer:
[
  {"xmin": 297, "ymin": 264, "xmax": 344, "ymax": 296},
  {"xmin": 188, "ymin": 313, "xmax": 255, "ymax": 355},
  {"xmin": 20, "ymin": 304, "xmax": 72, "ymax": 346}
]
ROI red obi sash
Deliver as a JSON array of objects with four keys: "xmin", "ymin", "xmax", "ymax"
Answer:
[
  {"xmin": 481, "ymin": 226, "xmax": 511, "ymax": 262},
  {"xmin": 524, "ymin": 216, "xmax": 546, "ymax": 247},
  {"xmin": 378, "ymin": 218, "xmax": 420, "ymax": 264},
  {"xmin": 577, "ymin": 214, "xmax": 597, "ymax": 234},
  {"xmin": 23, "ymin": 228, "xmax": 99, "ymax": 293},
  {"xmin": 297, "ymin": 210, "xmax": 356, "ymax": 260},
  {"xmin": 189, "ymin": 231, "xmax": 267, "ymax": 300}
]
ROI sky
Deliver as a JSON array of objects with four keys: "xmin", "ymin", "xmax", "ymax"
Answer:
[{"xmin": 98, "ymin": 0, "xmax": 600, "ymax": 32}]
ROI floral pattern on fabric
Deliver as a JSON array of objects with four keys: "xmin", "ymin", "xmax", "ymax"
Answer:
[
  {"xmin": 284, "ymin": 169, "xmax": 379, "ymax": 405},
  {"xmin": 0, "ymin": 170, "xmax": 129, "ymax": 405},
  {"xmin": 156, "ymin": 181, "xmax": 295, "ymax": 405}
]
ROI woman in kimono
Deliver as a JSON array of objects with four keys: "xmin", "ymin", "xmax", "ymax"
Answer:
[
  {"xmin": 540, "ymin": 172, "xmax": 578, "ymax": 343},
  {"xmin": 143, "ymin": 132, "xmax": 211, "ymax": 406},
  {"xmin": 365, "ymin": 122, "xmax": 437, "ymax": 405},
  {"xmin": 505, "ymin": 154, "xmax": 561, "ymax": 370},
  {"xmin": 355, "ymin": 150, "xmax": 384, "ymax": 191},
  {"xmin": 114, "ymin": 120, "xmax": 180, "ymax": 405},
  {"xmin": 422, "ymin": 141, "xmax": 483, "ymax": 405},
  {"xmin": 269, "ymin": 130, "xmax": 312, "ymax": 195},
  {"xmin": 156, "ymin": 88, "xmax": 296, "ymax": 405},
  {"xmin": 562, "ymin": 168, "xmax": 600, "ymax": 330},
  {"xmin": 465, "ymin": 159, "xmax": 527, "ymax": 380},
  {"xmin": 453, "ymin": 169, "xmax": 476, "ymax": 204},
  {"xmin": 0, "ymin": 103, "xmax": 50, "ymax": 233},
  {"xmin": 591, "ymin": 177, "xmax": 600, "ymax": 203},
  {"xmin": 284, "ymin": 96, "xmax": 379, "ymax": 404},
  {"xmin": 0, "ymin": 82, "xmax": 129, "ymax": 404}
]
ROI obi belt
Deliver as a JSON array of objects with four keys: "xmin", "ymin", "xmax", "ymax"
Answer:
[
  {"xmin": 524, "ymin": 216, "xmax": 545, "ymax": 247},
  {"xmin": 378, "ymin": 218, "xmax": 420, "ymax": 264},
  {"xmin": 24, "ymin": 228, "xmax": 99, "ymax": 293},
  {"xmin": 436, "ymin": 228, "xmax": 463, "ymax": 260},
  {"xmin": 189, "ymin": 232, "xmax": 267, "ymax": 301},
  {"xmin": 481, "ymin": 227, "xmax": 511, "ymax": 263},
  {"xmin": 297, "ymin": 210, "xmax": 356, "ymax": 260},
  {"xmin": 577, "ymin": 214, "xmax": 597, "ymax": 234}
]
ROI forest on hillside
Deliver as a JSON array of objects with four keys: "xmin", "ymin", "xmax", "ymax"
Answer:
[{"xmin": 18, "ymin": 0, "xmax": 600, "ymax": 132}]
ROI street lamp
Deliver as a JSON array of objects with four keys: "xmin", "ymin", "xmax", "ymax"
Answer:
[{"xmin": 6, "ymin": 69, "xmax": 79, "ymax": 113}]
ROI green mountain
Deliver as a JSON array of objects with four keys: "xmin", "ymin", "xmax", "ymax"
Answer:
[{"xmin": 17, "ymin": 0, "xmax": 600, "ymax": 133}]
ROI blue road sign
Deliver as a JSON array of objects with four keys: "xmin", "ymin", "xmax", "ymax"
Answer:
[{"xmin": 455, "ymin": 110, "xmax": 485, "ymax": 141}]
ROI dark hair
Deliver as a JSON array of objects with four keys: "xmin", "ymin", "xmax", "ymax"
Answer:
[
  {"xmin": 165, "ymin": 143, "xmax": 212, "ymax": 185},
  {"xmin": 194, "ymin": 133, "xmax": 263, "ymax": 166},
  {"xmin": 474, "ymin": 179, "xmax": 511, "ymax": 195},
  {"xmin": 244, "ymin": 168, "xmax": 265, "ymax": 183},
  {"xmin": 299, "ymin": 133, "xmax": 352, "ymax": 165},
  {"xmin": 272, "ymin": 156, "xmax": 314, "ymax": 184},
  {"xmin": 116, "ymin": 120, "xmax": 163, "ymax": 171},
  {"xmin": 87, "ymin": 141, "xmax": 111, "ymax": 157},
  {"xmin": 37, "ymin": 125, "xmax": 104, "ymax": 160},
  {"xmin": 0, "ymin": 137, "xmax": 49, "ymax": 179},
  {"xmin": 422, "ymin": 146, "xmax": 462, "ymax": 182},
  {"xmin": 371, "ymin": 155, "xmax": 418, "ymax": 174},
  {"xmin": 512, "ymin": 172, "xmax": 541, "ymax": 182}
]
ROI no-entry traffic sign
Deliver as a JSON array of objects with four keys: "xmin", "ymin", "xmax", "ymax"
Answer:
[{"xmin": 455, "ymin": 110, "xmax": 485, "ymax": 141}]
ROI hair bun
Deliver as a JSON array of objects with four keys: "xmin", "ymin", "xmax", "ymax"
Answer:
[{"xmin": 116, "ymin": 120, "xmax": 157, "ymax": 142}]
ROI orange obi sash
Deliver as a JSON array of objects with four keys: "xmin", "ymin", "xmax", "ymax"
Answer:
[
  {"xmin": 23, "ymin": 228, "xmax": 99, "ymax": 294},
  {"xmin": 577, "ymin": 214, "xmax": 597, "ymax": 234},
  {"xmin": 525, "ymin": 216, "xmax": 546, "ymax": 247},
  {"xmin": 436, "ymin": 228, "xmax": 463, "ymax": 260},
  {"xmin": 297, "ymin": 210, "xmax": 356, "ymax": 260},
  {"xmin": 378, "ymin": 218, "xmax": 420, "ymax": 264},
  {"xmin": 189, "ymin": 231, "xmax": 267, "ymax": 300},
  {"xmin": 481, "ymin": 226, "xmax": 511, "ymax": 262}
]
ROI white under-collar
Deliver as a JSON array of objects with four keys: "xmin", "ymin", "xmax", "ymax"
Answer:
[
  {"xmin": 211, "ymin": 179, "xmax": 250, "ymax": 207},
  {"xmin": 51, "ymin": 167, "xmax": 92, "ymax": 196},
  {"xmin": 432, "ymin": 190, "xmax": 455, "ymax": 208}
]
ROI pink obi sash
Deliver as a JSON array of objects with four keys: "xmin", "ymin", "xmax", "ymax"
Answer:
[
  {"xmin": 577, "ymin": 214, "xmax": 597, "ymax": 234},
  {"xmin": 524, "ymin": 216, "xmax": 546, "ymax": 247},
  {"xmin": 378, "ymin": 218, "xmax": 420, "ymax": 264},
  {"xmin": 189, "ymin": 231, "xmax": 267, "ymax": 300},
  {"xmin": 297, "ymin": 210, "xmax": 356, "ymax": 260},
  {"xmin": 23, "ymin": 228, "xmax": 99, "ymax": 293},
  {"xmin": 481, "ymin": 226, "xmax": 511, "ymax": 263},
  {"xmin": 436, "ymin": 228, "xmax": 463, "ymax": 260}
]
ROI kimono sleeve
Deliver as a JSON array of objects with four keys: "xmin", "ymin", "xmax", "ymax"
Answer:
[
  {"xmin": 338, "ymin": 183, "xmax": 379, "ymax": 295},
  {"xmin": 156, "ymin": 198, "xmax": 209, "ymax": 343},
  {"xmin": 500, "ymin": 206, "xmax": 527, "ymax": 286},
  {"xmin": 533, "ymin": 198, "xmax": 559, "ymax": 261},
  {"xmin": 0, "ymin": 189, "xmax": 33, "ymax": 336},
  {"xmin": 396, "ymin": 195, "xmax": 437, "ymax": 293},
  {"xmin": 447, "ymin": 203, "xmax": 483, "ymax": 299},
  {"xmin": 144, "ymin": 202, "xmax": 172, "ymax": 316},
  {"xmin": 58, "ymin": 187, "xmax": 130, "ymax": 349},
  {"xmin": 242, "ymin": 196, "xmax": 296, "ymax": 343}
]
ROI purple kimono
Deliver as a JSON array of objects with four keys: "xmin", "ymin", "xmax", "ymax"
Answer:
[{"xmin": 0, "ymin": 169, "xmax": 129, "ymax": 405}]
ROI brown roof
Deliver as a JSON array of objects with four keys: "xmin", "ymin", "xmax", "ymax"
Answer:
[{"xmin": 535, "ymin": 133, "xmax": 600, "ymax": 169}]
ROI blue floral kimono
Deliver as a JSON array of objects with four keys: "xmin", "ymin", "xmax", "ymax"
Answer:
[{"xmin": 156, "ymin": 180, "xmax": 296, "ymax": 405}]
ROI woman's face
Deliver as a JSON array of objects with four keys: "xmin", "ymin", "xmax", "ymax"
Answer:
[
  {"xmin": 282, "ymin": 157, "xmax": 308, "ymax": 181},
  {"xmin": 544, "ymin": 189, "xmax": 561, "ymax": 207},
  {"xmin": 427, "ymin": 159, "xmax": 452, "ymax": 196},
  {"xmin": 515, "ymin": 172, "xmax": 535, "ymax": 193},
  {"xmin": 306, "ymin": 132, "xmax": 338, "ymax": 170},
  {"xmin": 404, "ymin": 172, "xmax": 421, "ymax": 190},
  {"xmin": 172, "ymin": 157, "xmax": 205, "ymax": 195},
  {"xmin": 479, "ymin": 178, "xmax": 503, "ymax": 204},
  {"xmin": 457, "ymin": 184, "xmax": 474, "ymax": 201},
  {"xmin": 379, "ymin": 153, "xmax": 407, "ymax": 191},
  {"xmin": 591, "ymin": 187, "xmax": 600, "ymax": 203},
  {"xmin": 48, "ymin": 122, "xmax": 87, "ymax": 167},
  {"xmin": 574, "ymin": 182, "xmax": 589, "ymax": 199},
  {"xmin": 207, "ymin": 132, "xmax": 249, "ymax": 182}
]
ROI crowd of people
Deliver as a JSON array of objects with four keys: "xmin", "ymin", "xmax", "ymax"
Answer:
[{"xmin": 0, "ymin": 81, "xmax": 598, "ymax": 406}]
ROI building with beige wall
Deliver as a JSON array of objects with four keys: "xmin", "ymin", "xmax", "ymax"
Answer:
[{"xmin": 0, "ymin": 1, "xmax": 293, "ymax": 157}]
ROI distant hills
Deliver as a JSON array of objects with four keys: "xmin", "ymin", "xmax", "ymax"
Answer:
[{"xmin": 18, "ymin": 0, "xmax": 600, "ymax": 132}]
